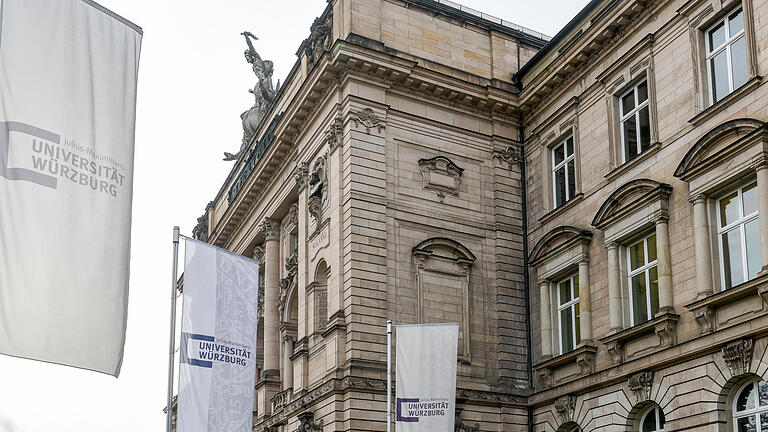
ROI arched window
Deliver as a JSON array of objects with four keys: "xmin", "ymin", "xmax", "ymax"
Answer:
[
  {"xmin": 640, "ymin": 405, "xmax": 665, "ymax": 432},
  {"xmin": 733, "ymin": 379, "xmax": 768, "ymax": 431}
]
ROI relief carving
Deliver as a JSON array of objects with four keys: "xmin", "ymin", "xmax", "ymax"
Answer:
[
  {"xmin": 628, "ymin": 370, "xmax": 653, "ymax": 403},
  {"xmin": 350, "ymin": 107, "xmax": 385, "ymax": 134},
  {"xmin": 418, "ymin": 156, "xmax": 464, "ymax": 202},
  {"xmin": 722, "ymin": 338, "xmax": 753, "ymax": 377},
  {"xmin": 554, "ymin": 394, "xmax": 576, "ymax": 424}
]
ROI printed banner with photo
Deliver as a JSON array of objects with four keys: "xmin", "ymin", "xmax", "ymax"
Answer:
[
  {"xmin": 178, "ymin": 239, "xmax": 260, "ymax": 432},
  {"xmin": 395, "ymin": 322, "xmax": 459, "ymax": 432},
  {"xmin": 0, "ymin": 0, "xmax": 142, "ymax": 375}
]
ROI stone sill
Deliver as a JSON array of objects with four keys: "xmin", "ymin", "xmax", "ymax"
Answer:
[
  {"xmin": 604, "ymin": 142, "xmax": 662, "ymax": 181},
  {"xmin": 688, "ymin": 76, "xmax": 763, "ymax": 127},
  {"xmin": 685, "ymin": 273, "xmax": 768, "ymax": 334},
  {"xmin": 538, "ymin": 193, "xmax": 584, "ymax": 226},
  {"xmin": 533, "ymin": 342, "xmax": 597, "ymax": 389},
  {"xmin": 535, "ymin": 342, "xmax": 597, "ymax": 370},
  {"xmin": 599, "ymin": 311, "xmax": 679, "ymax": 364}
]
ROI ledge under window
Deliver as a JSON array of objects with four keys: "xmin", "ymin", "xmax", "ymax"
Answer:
[
  {"xmin": 685, "ymin": 273, "xmax": 768, "ymax": 335},
  {"xmin": 599, "ymin": 311, "xmax": 679, "ymax": 365},
  {"xmin": 689, "ymin": 76, "xmax": 763, "ymax": 126},
  {"xmin": 533, "ymin": 342, "xmax": 596, "ymax": 389},
  {"xmin": 604, "ymin": 142, "xmax": 662, "ymax": 181},
  {"xmin": 538, "ymin": 193, "xmax": 584, "ymax": 225}
]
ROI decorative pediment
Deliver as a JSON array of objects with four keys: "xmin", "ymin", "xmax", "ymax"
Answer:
[
  {"xmin": 418, "ymin": 156, "xmax": 464, "ymax": 201},
  {"xmin": 591, "ymin": 179, "xmax": 672, "ymax": 230},
  {"xmin": 674, "ymin": 118, "xmax": 768, "ymax": 181},
  {"xmin": 412, "ymin": 237, "xmax": 476, "ymax": 267},
  {"xmin": 529, "ymin": 226, "xmax": 593, "ymax": 266}
]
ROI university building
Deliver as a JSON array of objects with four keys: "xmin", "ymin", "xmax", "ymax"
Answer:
[{"xmin": 191, "ymin": 0, "xmax": 768, "ymax": 430}]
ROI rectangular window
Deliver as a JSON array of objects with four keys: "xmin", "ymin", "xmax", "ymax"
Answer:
[
  {"xmin": 557, "ymin": 274, "xmax": 580, "ymax": 354},
  {"xmin": 619, "ymin": 80, "xmax": 651, "ymax": 163},
  {"xmin": 627, "ymin": 233, "xmax": 659, "ymax": 325},
  {"xmin": 552, "ymin": 136, "xmax": 576, "ymax": 208},
  {"xmin": 718, "ymin": 181, "xmax": 761, "ymax": 290},
  {"xmin": 706, "ymin": 7, "xmax": 747, "ymax": 104}
]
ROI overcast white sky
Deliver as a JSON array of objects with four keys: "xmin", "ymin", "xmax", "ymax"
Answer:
[{"xmin": 0, "ymin": 1, "xmax": 589, "ymax": 430}]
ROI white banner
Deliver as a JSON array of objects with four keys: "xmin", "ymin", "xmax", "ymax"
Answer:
[
  {"xmin": 0, "ymin": 0, "xmax": 141, "ymax": 375},
  {"xmin": 178, "ymin": 239, "xmax": 260, "ymax": 432},
  {"xmin": 395, "ymin": 323, "xmax": 458, "ymax": 432}
]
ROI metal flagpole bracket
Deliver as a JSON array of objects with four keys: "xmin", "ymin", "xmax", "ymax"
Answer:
[{"xmin": 166, "ymin": 226, "xmax": 181, "ymax": 432}]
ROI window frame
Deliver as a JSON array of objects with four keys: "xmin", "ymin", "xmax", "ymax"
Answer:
[
  {"xmin": 716, "ymin": 180, "xmax": 760, "ymax": 291},
  {"xmin": 732, "ymin": 378, "xmax": 768, "ymax": 431},
  {"xmin": 626, "ymin": 233, "xmax": 659, "ymax": 326},
  {"xmin": 705, "ymin": 6, "xmax": 747, "ymax": 105},
  {"xmin": 552, "ymin": 135, "xmax": 576, "ymax": 209},
  {"xmin": 556, "ymin": 273, "xmax": 581, "ymax": 355},
  {"xmin": 618, "ymin": 79, "xmax": 651, "ymax": 163},
  {"xmin": 639, "ymin": 405, "xmax": 665, "ymax": 432}
]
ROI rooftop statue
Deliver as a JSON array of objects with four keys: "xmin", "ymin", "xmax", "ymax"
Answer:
[{"xmin": 224, "ymin": 32, "xmax": 280, "ymax": 161}]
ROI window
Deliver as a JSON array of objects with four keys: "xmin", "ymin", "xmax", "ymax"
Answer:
[
  {"xmin": 718, "ymin": 181, "xmax": 761, "ymax": 290},
  {"xmin": 640, "ymin": 406, "xmax": 665, "ymax": 432},
  {"xmin": 706, "ymin": 7, "xmax": 748, "ymax": 104},
  {"xmin": 628, "ymin": 233, "xmax": 659, "ymax": 325},
  {"xmin": 619, "ymin": 80, "xmax": 652, "ymax": 162},
  {"xmin": 557, "ymin": 274, "xmax": 580, "ymax": 354},
  {"xmin": 733, "ymin": 379, "xmax": 768, "ymax": 431},
  {"xmin": 552, "ymin": 136, "xmax": 576, "ymax": 208}
]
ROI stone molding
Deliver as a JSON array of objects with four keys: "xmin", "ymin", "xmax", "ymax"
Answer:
[
  {"xmin": 534, "ymin": 343, "xmax": 597, "ymax": 389},
  {"xmin": 591, "ymin": 179, "xmax": 673, "ymax": 230},
  {"xmin": 599, "ymin": 312, "xmax": 679, "ymax": 364}
]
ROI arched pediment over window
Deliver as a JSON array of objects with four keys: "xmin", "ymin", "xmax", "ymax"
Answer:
[
  {"xmin": 675, "ymin": 118, "xmax": 768, "ymax": 181},
  {"xmin": 591, "ymin": 179, "xmax": 672, "ymax": 230},
  {"xmin": 412, "ymin": 237, "xmax": 476, "ymax": 265},
  {"xmin": 529, "ymin": 226, "xmax": 593, "ymax": 266}
]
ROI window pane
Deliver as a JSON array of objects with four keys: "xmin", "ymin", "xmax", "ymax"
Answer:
[
  {"xmin": 561, "ymin": 308, "xmax": 574, "ymax": 353},
  {"xmin": 554, "ymin": 144, "xmax": 565, "ymax": 165},
  {"xmin": 567, "ymin": 160, "xmax": 576, "ymax": 201},
  {"xmin": 559, "ymin": 279, "xmax": 571, "ymax": 304},
  {"xmin": 659, "ymin": 409, "xmax": 665, "ymax": 428},
  {"xmin": 744, "ymin": 182, "xmax": 758, "ymax": 216},
  {"xmin": 761, "ymin": 413, "xmax": 768, "ymax": 432},
  {"xmin": 709, "ymin": 21, "xmax": 726, "ymax": 51},
  {"xmin": 642, "ymin": 409, "xmax": 657, "ymax": 432},
  {"xmin": 739, "ymin": 416, "xmax": 757, "ymax": 432},
  {"xmin": 621, "ymin": 90, "xmax": 635, "ymax": 114},
  {"xmin": 738, "ymin": 382, "xmax": 757, "ymax": 411},
  {"xmin": 573, "ymin": 275, "xmax": 579, "ymax": 298},
  {"xmin": 720, "ymin": 191, "xmax": 741, "ymax": 227},
  {"xmin": 648, "ymin": 234, "xmax": 657, "ymax": 263},
  {"xmin": 630, "ymin": 240, "xmax": 646, "ymax": 271},
  {"xmin": 711, "ymin": 50, "xmax": 730, "ymax": 103},
  {"xmin": 623, "ymin": 117, "xmax": 638, "ymax": 161},
  {"xmin": 566, "ymin": 137, "xmax": 574, "ymax": 156},
  {"xmin": 730, "ymin": 9, "xmax": 745, "ymax": 35},
  {"xmin": 649, "ymin": 266, "xmax": 659, "ymax": 317},
  {"xmin": 574, "ymin": 302, "xmax": 581, "ymax": 345},
  {"xmin": 746, "ymin": 219, "xmax": 762, "ymax": 281},
  {"xmin": 732, "ymin": 36, "xmax": 749, "ymax": 89},
  {"xmin": 722, "ymin": 228, "xmax": 745, "ymax": 289},
  {"xmin": 637, "ymin": 81, "xmax": 648, "ymax": 104},
  {"xmin": 639, "ymin": 106, "xmax": 651, "ymax": 152},
  {"xmin": 759, "ymin": 381, "xmax": 768, "ymax": 407},
  {"xmin": 555, "ymin": 167, "xmax": 566, "ymax": 207},
  {"xmin": 632, "ymin": 273, "xmax": 648, "ymax": 324}
]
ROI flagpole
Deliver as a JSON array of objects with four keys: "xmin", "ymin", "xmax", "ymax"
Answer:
[
  {"xmin": 166, "ymin": 226, "xmax": 180, "ymax": 432},
  {"xmin": 387, "ymin": 319, "xmax": 392, "ymax": 432}
]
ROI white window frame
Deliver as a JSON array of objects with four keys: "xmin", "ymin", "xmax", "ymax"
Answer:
[
  {"xmin": 552, "ymin": 136, "xmax": 575, "ymax": 208},
  {"xmin": 733, "ymin": 379, "xmax": 768, "ymax": 431},
  {"xmin": 706, "ymin": 6, "xmax": 746, "ymax": 104},
  {"xmin": 627, "ymin": 233, "xmax": 658, "ymax": 326},
  {"xmin": 618, "ymin": 79, "xmax": 650, "ymax": 163},
  {"xmin": 716, "ymin": 181, "xmax": 759, "ymax": 290},
  {"xmin": 556, "ymin": 273, "xmax": 580, "ymax": 354},
  {"xmin": 640, "ymin": 406, "xmax": 665, "ymax": 432}
]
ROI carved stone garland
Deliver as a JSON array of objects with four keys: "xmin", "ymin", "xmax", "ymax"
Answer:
[
  {"xmin": 325, "ymin": 117, "xmax": 343, "ymax": 153},
  {"xmin": 350, "ymin": 107, "xmax": 385, "ymax": 134}
]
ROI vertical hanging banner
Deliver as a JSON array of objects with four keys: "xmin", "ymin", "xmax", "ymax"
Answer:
[
  {"xmin": 179, "ymin": 239, "xmax": 260, "ymax": 432},
  {"xmin": 395, "ymin": 323, "xmax": 459, "ymax": 432},
  {"xmin": 0, "ymin": 0, "xmax": 141, "ymax": 375}
]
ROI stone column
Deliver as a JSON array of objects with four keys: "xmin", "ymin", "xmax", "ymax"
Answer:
[
  {"xmin": 539, "ymin": 279, "xmax": 552, "ymax": 359},
  {"xmin": 578, "ymin": 259, "xmax": 592, "ymax": 342},
  {"xmin": 757, "ymin": 163, "xmax": 768, "ymax": 274},
  {"xmin": 607, "ymin": 242, "xmax": 622, "ymax": 332},
  {"xmin": 655, "ymin": 217, "xmax": 674, "ymax": 313},
  {"xmin": 283, "ymin": 335, "xmax": 295, "ymax": 390},
  {"xmin": 692, "ymin": 195, "xmax": 715, "ymax": 297},
  {"xmin": 260, "ymin": 219, "xmax": 281, "ymax": 377}
]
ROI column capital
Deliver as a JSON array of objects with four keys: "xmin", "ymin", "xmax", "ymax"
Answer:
[
  {"xmin": 651, "ymin": 211, "xmax": 669, "ymax": 225},
  {"xmin": 689, "ymin": 193, "xmax": 708, "ymax": 205},
  {"xmin": 253, "ymin": 246, "xmax": 265, "ymax": 262},
  {"xmin": 259, "ymin": 218, "xmax": 281, "ymax": 241},
  {"xmin": 538, "ymin": 278, "xmax": 550, "ymax": 287},
  {"xmin": 605, "ymin": 241, "xmax": 618, "ymax": 250},
  {"xmin": 752, "ymin": 160, "xmax": 768, "ymax": 172}
]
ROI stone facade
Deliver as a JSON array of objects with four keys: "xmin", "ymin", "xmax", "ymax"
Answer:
[{"xmin": 193, "ymin": 0, "xmax": 768, "ymax": 430}]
